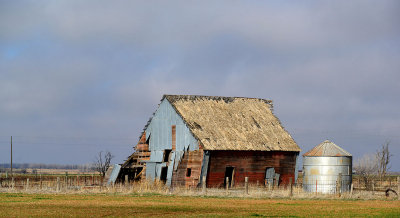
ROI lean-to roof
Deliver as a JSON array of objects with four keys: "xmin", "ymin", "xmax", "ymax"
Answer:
[
  {"xmin": 303, "ymin": 140, "xmax": 351, "ymax": 157},
  {"xmin": 161, "ymin": 95, "xmax": 300, "ymax": 152}
]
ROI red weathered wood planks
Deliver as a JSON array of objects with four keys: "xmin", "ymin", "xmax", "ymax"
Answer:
[
  {"xmin": 172, "ymin": 149, "xmax": 204, "ymax": 188},
  {"xmin": 206, "ymin": 151, "xmax": 298, "ymax": 187}
]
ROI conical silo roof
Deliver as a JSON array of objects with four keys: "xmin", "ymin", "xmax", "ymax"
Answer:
[{"xmin": 303, "ymin": 140, "xmax": 352, "ymax": 157}]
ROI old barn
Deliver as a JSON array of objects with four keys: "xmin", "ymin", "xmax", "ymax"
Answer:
[{"xmin": 121, "ymin": 95, "xmax": 301, "ymax": 188}]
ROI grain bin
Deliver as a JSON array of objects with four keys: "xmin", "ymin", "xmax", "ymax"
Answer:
[{"xmin": 303, "ymin": 140, "xmax": 352, "ymax": 194}]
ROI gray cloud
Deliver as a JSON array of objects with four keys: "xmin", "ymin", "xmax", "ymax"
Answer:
[{"xmin": 0, "ymin": 1, "xmax": 399, "ymax": 170}]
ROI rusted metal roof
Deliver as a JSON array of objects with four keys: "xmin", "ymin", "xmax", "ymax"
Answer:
[{"xmin": 303, "ymin": 140, "xmax": 351, "ymax": 157}]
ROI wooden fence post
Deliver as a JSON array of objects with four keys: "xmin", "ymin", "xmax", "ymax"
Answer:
[
  {"xmin": 350, "ymin": 183, "xmax": 353, "ymax": 197},
  {"xmin": 26, "ymin": 178, "xmax": 29, "ymax": 191},
  {"xmin": 57, "ymin": 177, "xmax": 60, "ymax": 192},
  {"xmin": 11, "ymin": 177, "xmax": 14, "ymax": 190},
  {"xmin": 289, "ymin": 178, "xmax": 293, "ymax": 197},
  {"xmin": 65, "ymin": 173, "xmax": 68, "ymax": 189},
  {"xmin": 40, "ymin": 174, "xmax": 42, "ymax": 190},
  {"xmin": 202, "ymin": 176, "xmax": 206, "ymax": 194},
  {"xmin": 272, "ymin": 177, "xmax": 276, "ymax": 191},
  {"xmin": 77, "ymin": 175, "xmax": 79, "ymax": 187},
  {"xmin": 372, "ymin": 180, "xmax": 375, "ymax": 195},
  {"xmin": 225, "ymin": 177, "xmax": 229, "ymax": 194},
  {"xmin": 125, "ymin": 175, "xmax": 129, "ymax": 188},
  {"xmin": 397, "ymin": 176, "xmax": 399, "ymax": 200},
  {"xmin": 338, "ymin": 173, "xmax": 342, "ymax": 198},
  {"xmin": 245, "ymin": 177, "xmax": 249, "ymax": 195}
]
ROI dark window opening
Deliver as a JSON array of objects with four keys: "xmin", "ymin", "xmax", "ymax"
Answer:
[
  {"xmin": 145, "ymin": 134, "xmax": 150, "ymax": 144},
  {"xmin": 224, "ymin": 166, "xmax": 235, "ymax": 188},
  {"xmin": 186, "ymin": 168, "xmax": 192, "ymax": 177},
  {"xmin": 163, "ymin": 149, "xmax": 172, "ymax": 162},
  {"xmin": 160, "ymin": 167, "xmax": 168, "ymax": 183}
]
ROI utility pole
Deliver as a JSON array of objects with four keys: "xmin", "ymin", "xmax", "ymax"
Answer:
[{"xmin": 11, "ymin": 136, "xmax": 13, "ymax": 177}]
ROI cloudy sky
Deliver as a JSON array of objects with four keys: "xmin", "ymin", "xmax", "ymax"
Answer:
[{"xmin": 1, "ymin": 1, "xmax": 399, "ymax": 171}]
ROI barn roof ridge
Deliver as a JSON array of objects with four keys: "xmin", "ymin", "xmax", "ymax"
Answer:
[{"xmin": 162, "ymin": 94, "xmax": 273, "ymax": 105}]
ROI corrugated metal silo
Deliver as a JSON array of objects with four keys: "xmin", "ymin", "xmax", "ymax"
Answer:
[{"xmin": 303, "ymin": 140, "xmax": 352, "ymax": 194}]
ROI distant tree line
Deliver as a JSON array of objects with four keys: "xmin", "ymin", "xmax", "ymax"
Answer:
[{"xmin": 0, "ymin": 163, "xmax": 95, "ymax": 171}]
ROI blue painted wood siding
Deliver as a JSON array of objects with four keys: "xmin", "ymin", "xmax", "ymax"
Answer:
[
  {"xmin": 145, "ymin": 99, "xmax": 198, "ymax": 152},
  {"xmin": 144, "ymin": 99, "xmax": 199, "ymax": 184}
]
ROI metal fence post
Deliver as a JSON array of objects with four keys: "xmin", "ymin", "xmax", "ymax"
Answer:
[{"xmin": 245, "ymin": 177, "xmax": 249, "ymax": 195}]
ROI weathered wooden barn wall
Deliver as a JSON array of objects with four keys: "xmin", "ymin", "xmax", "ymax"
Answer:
[
  {"xmin": 122, "ymin": 95, "xmax": 301, "ymax": 188},
  {"xmin": 121, "ymin": 132, "xmax": 149, "ymax": 181},
  {"xmin": 143, "ymin": 99, "xmax": 199, "ymax": 185},
  {"xmin": 172, "ymin": 148, "xmax": 204, "ymax": 188},
  {"xmin": 206, "ymin": 151, "xmax": 299, "ymax": 187}
]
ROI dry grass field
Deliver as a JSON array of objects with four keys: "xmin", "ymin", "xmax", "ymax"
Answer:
[{"xmin": 0, "ymin": 192, "xmax": 399, "ymax": 217}]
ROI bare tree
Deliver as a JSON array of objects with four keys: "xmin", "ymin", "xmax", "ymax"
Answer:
[
  {"xmin": 95, "ymin": 151, "xmax": 114, "ymax": 177},
  {"xmin": 354, "ymin": 154, "xmax": 377, "ymax": 190},
  {"xmin": 376, "ymin": 141, "xmax": 392, "ymax": 179}
]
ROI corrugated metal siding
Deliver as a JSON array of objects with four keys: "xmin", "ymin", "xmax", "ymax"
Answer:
[
  {"xmin": 303, "ymin": 140, "xmax": 351, "ymax": 157},
  {"xmin": 199, "ymin": 150, "xmax": 210, "ymax": 186},
  {"xmin": 303, "ymin": 156, "xmax": 352, "ymax": 193},
  {"xmin": 166, "ymin": 152, "xmax": 176, "ymax": 186},
  {"xmin": 149, "ymin": 151, "xmax": 164, "ymax": 162},
  {"xmin": 146, "ymin": 162, "xmax": 156, "ymax": 180},
  {"xmin": 106, "ymin": 164, "xmax": 121, "ymax": 185},
  {"xmin": 144, "ymin": 99, "xmax": 198, "ymax": 183},
  {"xmin": 295, "ymin": 154, "xmax": 300, "ymax": 183}
]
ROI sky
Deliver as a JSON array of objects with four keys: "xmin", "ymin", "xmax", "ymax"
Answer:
[{"xmin": 1, "ymin": 1, "xmax": 399, "ymax": 171}]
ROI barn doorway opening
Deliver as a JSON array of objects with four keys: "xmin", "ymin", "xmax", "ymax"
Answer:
[
  {"xmin": 265, "ymin": 167, "xmax": 275, "ymax": 186},
  {"xmin": 160, "ymin": 167, "xmax": 168, "ymax": 183},
  {"xmin": 224, "ymin": 166, "xmax": 235, "ymax": 187}
]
